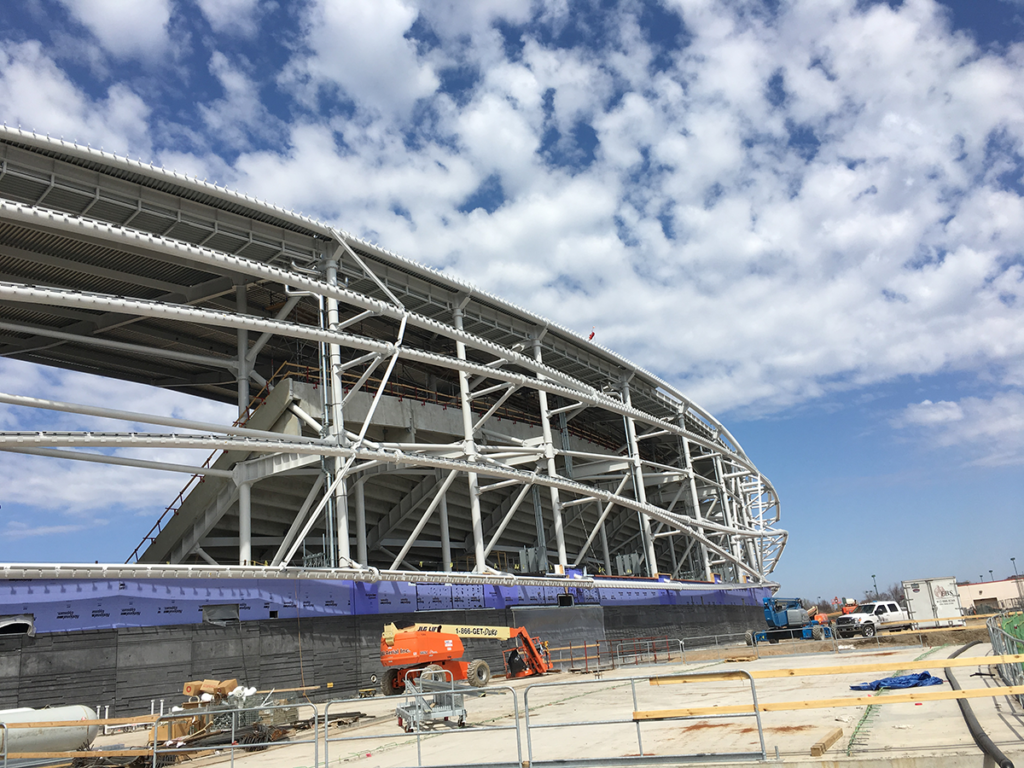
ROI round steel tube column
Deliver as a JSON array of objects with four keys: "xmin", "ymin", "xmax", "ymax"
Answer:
[
  {"xmin": 439, "ymin": 492, "xmax": 452, "ymax": 573},
  {"xmin": 235, "ymin": 283, "xmax": 249, "ymax": 420},
  {"xmin": 623, "ymin": 385, "xmax": 658, "ymax": 576},
  {"xmin": 679, "ymin": 414, "xmax": 711, "ymax": 581},
  {"xmin": 533, "ymin": 337, "xmax": 567, "ymax": 570},
  {"xmin": 452, "ymin": 307, "xmax": 486, "ymax": 572},
  {"xmin": 324, "ymin": 254, "xmax": 350, "ymax": 562}
]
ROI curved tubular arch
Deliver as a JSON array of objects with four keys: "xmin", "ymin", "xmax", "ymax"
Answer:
[
  {"xmin": 0, "ymin": 279, "xmax": 766, "ymax": 477},
  {"xmin": 0, "ymin": 199, "xmax": 751, "ymax": 461},
  {"xmin": 0, "ymin": 431, "xmax": 786, "ymax": 580}
]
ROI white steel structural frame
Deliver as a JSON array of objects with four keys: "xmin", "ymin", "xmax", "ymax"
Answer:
[{"xmin": 0, "ymin": 127, "xmax": 786, "ymax": 583}]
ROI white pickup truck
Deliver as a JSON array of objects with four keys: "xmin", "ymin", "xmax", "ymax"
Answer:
[{"xmin": 834, "ymin": 601, "xmax": 912, "ymax": 638}]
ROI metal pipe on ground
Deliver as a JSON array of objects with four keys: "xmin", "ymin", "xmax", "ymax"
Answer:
[{"xmin": 945, "ymin": 640, "xmax": 1014, "ymax": 768}]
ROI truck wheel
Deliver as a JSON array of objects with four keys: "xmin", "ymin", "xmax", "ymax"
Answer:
[
  {"xmin": 467, "ymin": 659, "xmax": 491, "ymax": 687},
  {"xmin": 863, "ymin": 624, "xmax": 876, "ymax": 638},
  {"xmin": 811, "ymin": 625, "xmax": 823, "ymax": 641},
  {"xmin": 383, "ymin": 668, "xmax": 403, "ymax": 696}
]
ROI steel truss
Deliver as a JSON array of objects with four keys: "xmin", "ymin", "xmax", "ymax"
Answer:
[{"xmin": 0, "ymin": 127, "xmax": 786, "ymax": 582}]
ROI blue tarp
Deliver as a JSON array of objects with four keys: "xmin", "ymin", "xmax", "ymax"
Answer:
[{"xmin": 850, "ymin": 671, "xmax": 944, "ymax": 691}]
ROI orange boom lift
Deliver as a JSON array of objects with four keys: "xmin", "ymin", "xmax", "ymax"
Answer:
[{"xmin": 379, "ymin": 621, "xmax": 552, "ymax": 696}]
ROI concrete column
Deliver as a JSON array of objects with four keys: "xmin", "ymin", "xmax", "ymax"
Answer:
[
  {"xmin": 453, "ymin": 307, "xmax": 485, "ymax": 572},
  {"xmin": 622, "ymin": 385, "xmax": 657, "ymax": 577},
  {"xmin": 533, "ymin": 338, "xmax": 567, "ymax": 571},
  {"xmin": 238, "ymin": 481, "xmax": 252, "ymax": 565}
]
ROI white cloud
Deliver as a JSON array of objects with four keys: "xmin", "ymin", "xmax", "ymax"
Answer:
[
  {"xmin": 282, "ymin": 0, "xmax": 439, "ymax": 119},
  {"xmin": 894, "ymin": 391, "xmax": 1024, "ymax": 465},
  {"xmin": 3, "ymin": 0, "xmax": 1024, "ymax": 428},
  {"xmin": 0, "ymin": 41, "xmax": 151, "ymax": 155},
  {"xmin": 198, "ymin": 52, "xmax": 281, "ymax": 149},
  {"xmin": 57, "ymin": 0, "xmax": 173, "ymax": 61},
  {"xmin": 194, "ymin": 0, "xmax": 262, "ymax": 38}
]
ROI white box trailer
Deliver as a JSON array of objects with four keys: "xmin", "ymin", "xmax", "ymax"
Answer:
[{"xmin": 902, "ymin": 577, "xmax": 965, "ymax": 628}]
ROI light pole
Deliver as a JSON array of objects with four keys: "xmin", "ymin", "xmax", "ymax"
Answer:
[
  {"xmin": 872, "ymin": 574, "xmax": 878, "ymax": 600},
  {"xmin": 990, "ymin": 569, "xmax": 994, "ymax": 582},
  {"xmin": 1013, "ymin": 557, "xmax": 1023, "ymax": 610}
]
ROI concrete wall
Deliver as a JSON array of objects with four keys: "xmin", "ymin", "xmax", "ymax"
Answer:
[{"xmin": 0, "ymin": 603, "xmax": 761, "ymax": 713}]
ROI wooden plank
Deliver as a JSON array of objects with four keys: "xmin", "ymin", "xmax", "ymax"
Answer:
[
  {"xmin": 5, "ymin": 714, "xmax": 159, "ymax": 728},
  {"xmin": 10, "ymin": 749, "xmax": 152, "ymax": 758},
  {"xmin": 634, "ymin": 684, "xmax": 1024, "ymax": 719},
  {"xmin": 650, "ymin": 653, "xmax": 1024, "ymax": 685},
  {"xmin": 810, "ymin": 726, "xmax": 843, "ymax": 756}
]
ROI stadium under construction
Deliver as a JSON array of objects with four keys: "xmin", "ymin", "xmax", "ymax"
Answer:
[{"xmin": 0, "ymin": 127, "xmax": 786, "ymax": 710}]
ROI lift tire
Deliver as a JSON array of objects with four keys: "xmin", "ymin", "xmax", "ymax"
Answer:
[
  {"xmin": 467, "ymin": 659, "xmax": 491, "ymax": 688},
  {"xmin": 863, "ymin": 624, "xmax": 876, "ymax": 638},
  {"xmin": 421, "ymin": 664, "xmax": 444, "ymax": 682},
  {"xmin": 383, "ymin": 667, "xmax": 403, "ymax": 696},
  {"xmin": 811, "ymin": 625, "xmax": 823, "ymax": 641}
]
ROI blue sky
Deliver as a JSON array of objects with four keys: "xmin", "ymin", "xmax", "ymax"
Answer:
[{"xmin": 1, "ymin": 0, "xmax": 1023, "ymax": 603}]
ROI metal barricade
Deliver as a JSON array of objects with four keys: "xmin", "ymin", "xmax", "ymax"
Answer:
[
  {"xmin": 522, "ymin": 670, "xmax": 767, "ymax": 766},
  {"xmin": 323, "ymin": 683, "xmax": 522, "ymax": 768},
  {"xmin": 1, "ymin": 721, "xmax": 7, "ymax": 768},
  {"xmin": 988, "ymin": 611, "xmax": 1024, "ymax": 707},
  {"xmin": 149, "ymin": 700, "xmax": 320, "ymax": 768}
]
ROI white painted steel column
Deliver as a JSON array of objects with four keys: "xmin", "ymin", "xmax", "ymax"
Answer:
[
  {"xmin": 324, "ymin": 252, "xmax": 350, "ymax": 562},
  {"xmin": 355, "ymin": 478, "xmax": 367, "ymax": 566},
  {"xmin": 453, "ymin": 306, "xmax": 486, "ymax": 572},
  {"xmin": 238, "ymin": 480, "xmax": 252, "ymax": 565},
  {"xmin": 717, "ymin": 457, "xmax": 744, "ymax": 580},
  {"xmin": 679, "ymin": 416, "xmax": 712, "ymax": 581},
  {"xmin": 600, "ymin": 523, "xmax": 612, "ymax": 575},
  {"xmin": 236, "ymin": 283, "xmax": 249, "ymax": 420},
  {"xmin": 439, "ymin": 492, "xmax": 452, "ymax": 572},
  {"xmin": 533, "ymin": 338, "xmax": 566, "ymax": 571},
  {"xmin": 622, "ymin": 384, "xmax": 657, "ymax": 577}
]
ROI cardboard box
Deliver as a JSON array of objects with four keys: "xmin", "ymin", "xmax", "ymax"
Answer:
[
  {"xmin": 199, "ymin": 679, "xmax": 220, "ymax": 694},
  {"xmin": 157, "ymin": 716, "xmax": 195, "ymax": 741},
  {"xmin": 182, "ymin": 680, "xmax": 204, "ymax": 697},
  {"xmin": 215, "ymin": 678, "xmax": 239, "ymax": 696}
]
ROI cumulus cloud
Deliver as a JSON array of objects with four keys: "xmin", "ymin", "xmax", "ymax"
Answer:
[
  {"xmin": 0, "ymin": 40, "xmax": 151, "ymax": 155},
  {"xmin": 281, "ymin": 0, "xmax": 440, "ymax": 119},
  {"xmin": 3, "ymin": 0, "xmax": 1024, "ymax": 435},
  {"xmin": 194, "ymin": 0, "xmax": 262, "ymax": 38},
  {"xmin": 57, "ymin": 0, "xmax": 173, "ymax": 61}
]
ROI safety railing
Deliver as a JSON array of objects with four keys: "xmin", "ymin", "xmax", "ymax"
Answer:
[
  {"xmin": 323, "ymin": 684, "xmax": 522, "ymax": 768},
  {"xmin": 1, "ymin": 721, "xmax": 7, "ymax": 768},
  {"xmin": 613, "ymin": 638, "xmax": 679, "ymax": 666},
  {"xmin": 149, "ymin": 700, "xmax": 320, "ymax": 768},
  {"xmin": 521, "ymin": 671, "xmax": 767, "ymax": 766},
  {"xmin": 988, "ymin": 611, "xmax": 1024, "ymax": 707}
]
